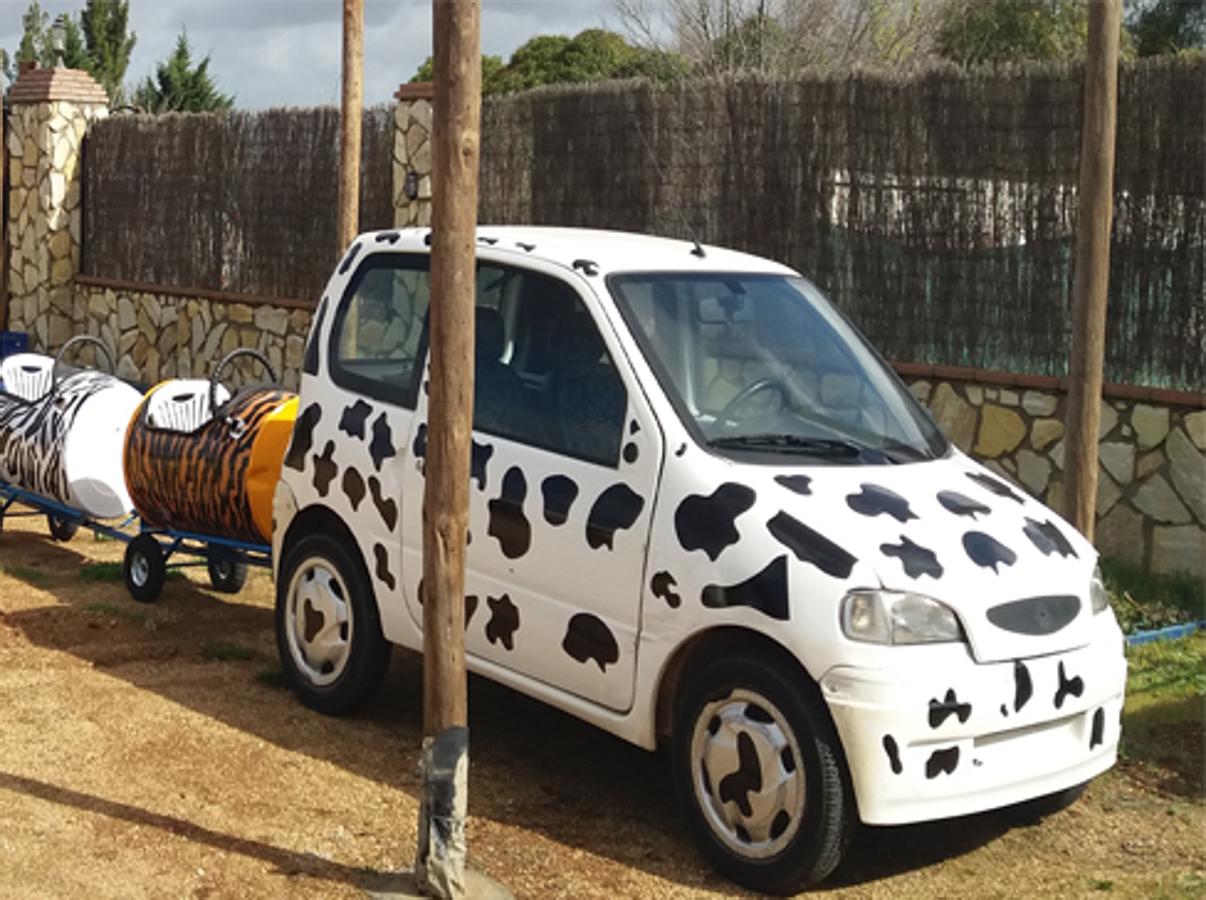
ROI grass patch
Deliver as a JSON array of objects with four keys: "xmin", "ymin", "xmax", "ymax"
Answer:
[
  {"xmin": 200, "ymin": 640, "xmax": 257, "ymax": 662},
  {"xmin": 79, "ymin": 562, "xmax": 124, "ymax": 583},
  {"xmin": 1102, "ymin": 557, "xmax": 1204, "ymax": 634},
  {"xmin": 0, "ymin": 564, "xmax": 51, "ymax": 586},
  {"xmin": 1121, "ymin": 632, "xmax": 1205, "ymax": 797},
  {"xmin": 255, "ymin": 668, "xmax": 286, "ymax": 689}
]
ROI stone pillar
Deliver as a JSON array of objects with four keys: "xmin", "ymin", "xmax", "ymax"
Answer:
[
  {"xmin": 393, "ymin": 82, "xmax": 433, "ymax": 229},
  {"xmin": 5, "ymin": 66, "xmax": 108, "ymax": 351}
]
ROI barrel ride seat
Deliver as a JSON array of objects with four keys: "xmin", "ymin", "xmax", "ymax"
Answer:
[
  {"xmin": 0, "ymin": 354, "xmax": 55, "ymax": 403},
  {"xmin": 144, "ymin": 380, "xmax": 232, "ymax": 433}
]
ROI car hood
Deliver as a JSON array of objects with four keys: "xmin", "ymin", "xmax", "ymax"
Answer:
[{"xmin": 747, "ymin": 450, "xmax": 1098, "ymax": 663}]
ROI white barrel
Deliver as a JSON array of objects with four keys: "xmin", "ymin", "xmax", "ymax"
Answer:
[{"xmin": 0, "ymin": 353, "xmax": 142, "ymax": 519}]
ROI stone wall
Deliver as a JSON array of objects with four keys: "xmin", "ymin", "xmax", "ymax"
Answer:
[
  {"xmin": 393, "ymin": 83, "xmax": 433, "ymax": 228},
  {"xmin": 72, "ymin": 281, "xmax": 310, "ymax": 391},
  {"xmin": 905, "ymin": 373, "xmax": 1205, "ymax": 579}
]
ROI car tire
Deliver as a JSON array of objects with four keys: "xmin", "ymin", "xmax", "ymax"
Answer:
[
  {"xmin": 123, "ymin": 534, "xmax": 166, "ymax": 603},
  {"xmin": 275, "ymin": 531, "xmax": 390, "ymax": 715},
  {"xmin": 672, "ymin": 655, "xmax": 855, "ymax": 895}
]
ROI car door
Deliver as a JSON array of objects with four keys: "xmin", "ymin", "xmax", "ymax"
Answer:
[{"xmin": 400, "ymin": 258, "xmax": 662, "ymax": 712}]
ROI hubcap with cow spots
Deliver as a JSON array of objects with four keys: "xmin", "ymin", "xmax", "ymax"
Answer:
[
  {"xmin": 690, "ymin": 687, "xmax": 805, "ymax": 860},
  {"xmin": 284, "ymin": 556, "xmax": 354, "ymax": 687}
]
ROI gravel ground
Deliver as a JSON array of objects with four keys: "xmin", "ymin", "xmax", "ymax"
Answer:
[{"xmin": 0, "ymin": 514, "xmax": 1201, "ymax": 898}]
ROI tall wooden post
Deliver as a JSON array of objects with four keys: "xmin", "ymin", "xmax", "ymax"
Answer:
[
  {"xmin": 1, "ymin": 80, "xmax": 8, "ymax": 332},
  {"xmin": 1063, "ymin": 0, "xmax": 1120, "ymax": 540},
  {"xmin": 416, "ymin": 1, "xmax": 480, "ymax": 897},
  {"xmin": 337, "ymin": 0, "xmax": 364, "ymax": 253}
]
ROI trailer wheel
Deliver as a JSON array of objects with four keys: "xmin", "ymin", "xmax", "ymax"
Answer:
[
  {"xmin": 207, "ymin": 549, "xmax": 248, "ymax": 594},
  {"xmin": 47, "ymin": 515, "xmax": 79, "ymax": 542},
  {"xmin": 124, "ymin": 535, "xmax": 166, "ymax": 603}
]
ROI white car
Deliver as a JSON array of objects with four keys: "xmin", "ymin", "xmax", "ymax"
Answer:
[{"xmin": 271, "ymin": 227, "xmax": 1127, "ymax": 893}]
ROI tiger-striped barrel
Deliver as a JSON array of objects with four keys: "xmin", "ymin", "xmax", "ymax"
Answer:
[
  {"xmin": 124, "ymin": 382, "xmax": 299, "ymax": 544},
  {"xmin": 0, "ymin": 353, "xmax": 143, "ymax": 519}
]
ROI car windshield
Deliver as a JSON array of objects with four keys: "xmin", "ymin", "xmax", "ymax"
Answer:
[{"xmin": 609, "ymin": 272, "xmax": 947, "ymax": 463}]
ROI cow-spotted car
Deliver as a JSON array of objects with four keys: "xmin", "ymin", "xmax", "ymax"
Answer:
[{"xmin": 272, "ymin": 227, "xmax": 1126, "ymax": 893}]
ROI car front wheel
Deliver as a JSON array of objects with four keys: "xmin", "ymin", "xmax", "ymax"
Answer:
[{"xmin": 673, "ymin": 655, "xmax": 855, "ymax": 895}]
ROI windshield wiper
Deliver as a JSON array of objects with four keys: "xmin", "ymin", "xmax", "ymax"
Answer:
[{"xmin": 707, "ymin": 434, "xmax": 864, "ymax": 458}]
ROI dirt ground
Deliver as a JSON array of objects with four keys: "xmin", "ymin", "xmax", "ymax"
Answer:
[{"xmin": 0, "ymin": 513, "xmax": 1201, "ymax": 899}]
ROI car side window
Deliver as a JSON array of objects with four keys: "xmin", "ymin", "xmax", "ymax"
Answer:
[
  {"xmin": 329, "ymin": 254, "xmax": 429, "ymax": 407},
  {"xmin": 474, "ymin": 266, "xmax": 626, "ymax": 467}
]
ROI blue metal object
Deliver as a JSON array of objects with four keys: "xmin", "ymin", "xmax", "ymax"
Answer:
[{"xmin": 1125, "ymin": 621, "xmax": 1204, "ymax": 647}]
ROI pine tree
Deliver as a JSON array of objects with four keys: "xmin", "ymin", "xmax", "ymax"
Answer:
[
  {"xmin": 132, "ymin": 33, "xmax": 234, "ymax": 113},
  {"xmin": 80, "ymin": 0, "xmax": 137, "ymax": 102}
]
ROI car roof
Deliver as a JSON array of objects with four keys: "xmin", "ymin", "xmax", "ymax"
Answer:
[{"xmin": 366, "ymin": 226, "xmax": 799, "ymax": 279}]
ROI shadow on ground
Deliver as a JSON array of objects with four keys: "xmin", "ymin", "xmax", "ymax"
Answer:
[{"xmin": 1, "ymin": 527, "xmax": 1031, "ymax": 894}]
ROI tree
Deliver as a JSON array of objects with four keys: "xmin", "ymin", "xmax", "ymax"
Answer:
[
  {"xmin": 934, "ymin": 0, "xmax": 1092, "ymax": 65},
  {"xmin": 1127, "ymin": 0, "xmax": 1206, "ymax": 55},
  {"xmin": 80, "ymin": 0, "xmax": 137, "ymax": 102},
  {"xmin": 132, "ymin": 33, "xmax": 234, "ymax": 113}
]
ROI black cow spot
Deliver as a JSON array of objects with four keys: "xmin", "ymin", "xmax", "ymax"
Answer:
[
  {"xmin": 925, "ymin": 746, "xmax": 960, "ymax": 779},
  {"xmin": 1054, "ymin": 661, "xmax": 1084, "ymax": 709},
  {"xmin": 373, "ymin": 543, "xmax": 395, "ymax": 591},
  {"xmin": 1023, "ymin": 517, "xmax": 1078, "ymax": 558},
  {"xmin": 967, "ymin": 470, "xmax": 1024, "ymax": 503},
  {"xmin": 928, "ymin": 689, "xmax": 972, "ymax": 728},
  {"xmin": 767, "ymin": 512, "xmax": 856, "ymax": 579},
  {"xmin": 375, "ymin": 230, "xmax": 401, "ymax": 244},
  {"xmin": 674, "ymin": 483, "xmax": 755, "ymax": 561},
  {"xmin": 1013, "ymin": 660, "xmax": 1033, "ymax": 712},
  {"xmin": 337, "ymin": 241, "xmax": 362, "ymax": 274},
  {"xmin": 937, "ymin": 490, "xmax": 991, "ymax": 520},
  {"xmin": 562, "ymin": 613, "xmax": 620, "ymax": 672},
  {"xmin": 880, "ymin": 535, "xmax": 943, "ymax": 579},
  {"xmin": 341, "ymin": 467, "xmax": 366, "ymax": 511},
  {"xmin": 284, "ymin": 403, "xmax": 321, "ymax": 471},
  {"xmin": 412, "ymin": 422, "xmax": 428, "ymax": 460},
  {"xmin": 541, "ymin": 475, "xmax": 579, "ymax": 527},
  {"xmin": 485, "ymin": 594, "xmax": 520, "ymax": 651},
  {"xmin": 1000, "ymin": 704, "xmax": 1008, "ymax": 717},
  {"xmin": 471, "ymin": 439, "xmax": 494, "ymax": 491},
  {"xmin": 369, "ymin": 413, "xmax": 397, "ymax": 472},
  {"xmin": 651, "ymin": 571, "xmax": 680, "ymax": 609},
  {"xmin": 302, "ymin": 300, "xmax": 326, "ymax": 376},
  {"xmin": 586, "ymin": 483, "xmax": 645, "ymax": 550},
  {"xmin": 368, "ymin": 476, "xmax": 398, "ymax": 532},
  {"xmin": 774, "ymin": 474, "xmax": 813, "ymax": 496},
  {"xmin": 675, "ymin": 443, "xmax": 687, "ymax": 457},
  {"xmin": 701, "ymin": 556, "xmax": 790, "ymax": 621},
  {"xmin": 846, "ymin": 484, "xmax": 917, "ymax": 523},
  {"xmin": 487, "ymin": 467, "xmax": 531, "ymax": 559},
  {"xmin": 882, "ymin": 735, "xmax": 903, "ymax": 775},
  {"xmin": 311, "ymin": 441, "xmax": 337, "ymax": 497},
  {"xmin": 962, "ymin": 531, "xmax": 1017, "ymax": 573},
  {"xmin": 629, "ymin": 420, "xmax": 640, "ymax": 435},
  {"xmin": 717, "ymin": 731, "xmax": 762, "ymax": 817},
  {"xmin": 465, "ymin": 595, "xmax": 479, "ymax": 627},
  {"xmin": 622, "ymin": 442, "xmax": 639, "ymax": 464},
  {"xmin": 1090, "ymin": 708, "xmax": 1104, "ymax": 749},
  {"xmin": 338, "ymin": 399, "xmax": 372, "ymax": 439}
]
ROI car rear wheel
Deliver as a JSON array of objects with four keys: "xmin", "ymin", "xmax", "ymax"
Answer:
[
  {"xmin": 275, "ymin": 531, "xmax": 390, "ymax": 715},
  {"xmin": 673, "ymin": 655, "xmax": 854, "ymax": 895}
]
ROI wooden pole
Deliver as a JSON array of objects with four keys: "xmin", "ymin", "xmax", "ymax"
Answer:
[
  {"xmin": 337, "ymin": 0, "xmax": 363, "ymax": 253},
  {"xmin": 1062, "ymin": 0, "xmax": 1120, "ymax": 540},
  {"xmin": 1, "ymin": 87, "xmax": 8, "ymax": 333},
  {"xmin": 416, "ymin": 1, "xmax": 480, "ymax": 896}
]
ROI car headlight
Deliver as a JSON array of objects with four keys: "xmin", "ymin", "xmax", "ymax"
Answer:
[
  {"xmin": 841, "ymin": 590, "xmax": 965, "ymax": 645},
  {"xmin": 1090, "ymin": 564, "xmax": 1110, "ymax": 614}
]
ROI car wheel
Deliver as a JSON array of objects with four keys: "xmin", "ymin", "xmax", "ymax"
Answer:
[
  {"xmin": 673, "ymin": 655, "xmax": 855, "ymax": 895},
  {"xmin": 123, "ymin": 534, "xmax": 166, "ymax": 603},
  {"xmin": 275, "ymin": 531, "xmax": 390, "ymax": 715}
]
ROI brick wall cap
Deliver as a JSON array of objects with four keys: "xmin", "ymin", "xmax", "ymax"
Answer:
[
  {"xmin": 9, "ymin": 66, "xmax": 109, "ymax": 105},
  {"xmin": 395, "ymin": 81, "xmax": 434, "ymax": 101}
]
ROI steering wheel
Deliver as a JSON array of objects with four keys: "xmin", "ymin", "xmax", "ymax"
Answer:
[
  {"xmin": 717, "ymin": 378, "xmax": 791, "ymax": 424},
  {"xmin": 209, "ymin": 347, "xmax": 279, "ymax": 420},
  {"xmin": 51, "ymin": 335, "xmax": 116, "ymax": 396}
]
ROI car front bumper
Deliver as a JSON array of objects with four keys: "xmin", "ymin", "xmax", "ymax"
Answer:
[{"xmin": 820, "ymin": 618, "xmax": 1127, "ymax": 826}]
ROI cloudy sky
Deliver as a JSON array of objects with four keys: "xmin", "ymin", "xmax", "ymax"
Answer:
[{"xmin": 2, "ymin": 0, "xmax": 616, "ymax": 108}]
